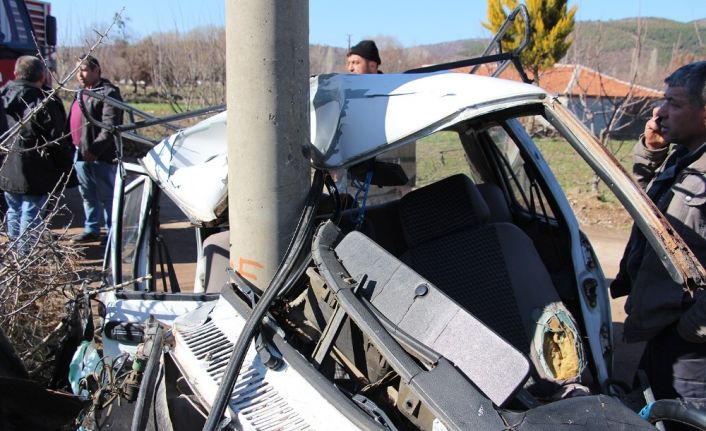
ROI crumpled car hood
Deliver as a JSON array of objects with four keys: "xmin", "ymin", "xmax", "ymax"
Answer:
[{"xmin": 141, "ymin": 111, "xmax": 228, "ymax": 224}]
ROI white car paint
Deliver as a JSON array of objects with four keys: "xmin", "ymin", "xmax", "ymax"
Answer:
[{"xmin": 141, "ymin": 72, "xmax": 547, "ymax": 223}]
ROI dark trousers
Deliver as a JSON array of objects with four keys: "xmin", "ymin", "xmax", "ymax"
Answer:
[{"xmin": 639, "ymin": 323, "xmax": 706, "ymax": 430}]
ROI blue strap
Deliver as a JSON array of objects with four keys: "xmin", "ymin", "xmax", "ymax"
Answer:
[
  {"xmin": 351, "ymin": 170, "xmax": 373, "ymax": 229},
  {"xmin": 639, "ymin": 402, "xmax": 654, "ymax": 421}
]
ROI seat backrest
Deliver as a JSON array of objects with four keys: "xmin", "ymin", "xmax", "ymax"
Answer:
[
  {"xmin": 335, "ymin": 230, "xmax": 530, "ymax": 407},
  {"xmin": 339, "ymin": 199, "xmax": 406, "ymax": 257},
  {"xmin": 397, "ymin": 175, "xmax": 585, "ymax": 393},
  {"xmin": 398, "ymin": 174, "xmax": 490, "ymax": 249}
]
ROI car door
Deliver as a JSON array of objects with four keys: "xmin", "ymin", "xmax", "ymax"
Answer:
[{"xmin": 105, "ymin": 163, "xmax": 156, "ymax": 291}]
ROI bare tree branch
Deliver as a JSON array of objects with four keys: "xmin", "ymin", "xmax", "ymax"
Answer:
[
  {"xmin": 569, "ymin": 17, "xmax": 658, "ymax": 195},
  {"xmin": 0, "ymin": 12, "xmax": 125, "ymax": 387}
]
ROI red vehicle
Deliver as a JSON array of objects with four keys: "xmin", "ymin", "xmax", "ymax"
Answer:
[{"xmin": 0, "ymin": 0, "xmax": 56, "ymax": 85}]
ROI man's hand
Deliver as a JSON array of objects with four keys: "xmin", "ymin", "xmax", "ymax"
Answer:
[
  {"xmin": 82, "ymin": 150, "xmax": 97, "ymax": 162},
  {"xmin": 644, "ymin": 107, "xmax": 667, "ymax": 150}
]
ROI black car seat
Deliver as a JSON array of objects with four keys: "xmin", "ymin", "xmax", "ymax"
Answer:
[{"xmin": 397, "ymin": 174, "xmax": 586, "ymax": 396}]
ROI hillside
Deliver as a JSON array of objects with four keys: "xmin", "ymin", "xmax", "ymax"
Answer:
[
  {"xmin": 393, "ymin": 17, "xmax": 705, "ymax": 87},
  {"xmin": 315, "ymin": 17, "xmax": 705, "ymax": 86},
  {"xmin": 59, "ymin": 16, "xmax": 702, "ymax": 106},
  {"xmin": 565, "ymin": 18, "xmax": 705, "ymax": 86}
]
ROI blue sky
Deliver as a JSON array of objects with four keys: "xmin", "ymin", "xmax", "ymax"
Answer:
[{"xmin": 50, "ymin": 0, "xmax": 705, "ymax": 48}]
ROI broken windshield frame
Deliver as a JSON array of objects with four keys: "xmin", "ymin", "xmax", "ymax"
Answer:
[{"xmin": 545, "ymin": 99, "xmax": 706, "ymax": 290}]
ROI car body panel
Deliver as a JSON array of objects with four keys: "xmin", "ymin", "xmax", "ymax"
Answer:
[
  {"xmin": 140, "ymin": 73, "xmax": 547, "ymax": 224},
  {"xmin": 504, "ymin": 117, "xmax": 614, "ymax": 387},
  {"xmin": 132, "ymin": 71, "xmax": 706, "ymax": 393},
  {"xmin": 141, "ymin": 112, "xmax": 229, "ymax": 224},
  {"xmin": 310, "ymin": 72, "xmax": 546, "ymax": 169},
  {"xmin": 170, "ymin": 296, "xmax": 361, "ymax": 430}
]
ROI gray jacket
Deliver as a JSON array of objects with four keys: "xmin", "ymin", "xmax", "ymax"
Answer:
[{"xmin": 613, "ymin": 139, "xmax": 706, "ymax": 343}]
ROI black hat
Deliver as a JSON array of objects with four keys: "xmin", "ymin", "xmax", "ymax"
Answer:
[{"xmin": 348, "ymin": 40, "xmax": 381, "ymax": 65}]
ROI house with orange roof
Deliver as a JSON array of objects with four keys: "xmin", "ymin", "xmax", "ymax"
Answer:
[{"xmin": 455, "ymin": 63, "xmax": 663, "ymax": 140}]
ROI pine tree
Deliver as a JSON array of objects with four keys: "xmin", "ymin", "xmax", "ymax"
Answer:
[{"xmin": 483, "ymin": 0, "xmax": 577, "ymax": 84}]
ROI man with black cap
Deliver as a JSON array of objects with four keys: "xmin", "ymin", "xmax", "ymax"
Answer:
[
  {"xmin": 345, "ymin": 40, "xmax": 416, "ymax": 199},
  {"xmin": 346, "ymin": 40, "xmax": 382, "ymax": 74}
]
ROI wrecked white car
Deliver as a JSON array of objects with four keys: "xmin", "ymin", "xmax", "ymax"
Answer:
[
  {"xmin": 52, "ymin": 63, "xmax": 706, "ymax": 430},
  {"xmin": 43, "ymin": 6, "xmax": 706, "ymax": 425}
]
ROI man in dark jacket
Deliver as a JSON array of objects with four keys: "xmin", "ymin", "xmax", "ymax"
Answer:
[
  {"xmin": 0, "ymin": 55, "xmax": 72, "ymax": 247},
  {"xmin": 67, "ymin": 55, "xmax": 123, "ymax": 243},
  {"xmin": 611, "ymin": 61, "xmax": 706, "ymax": 425}
]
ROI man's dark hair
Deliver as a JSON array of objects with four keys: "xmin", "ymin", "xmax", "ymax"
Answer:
[
  {"xmin": 14, "ymin": 55, "xmax": 45, "ymax": 83},
  {"xmin": 665, "ymin": 61, "xmax": 706, "ymax": 107},
  {"xmin": 79, "ymin": 54, "xmax": 101, "ymax": 70}
]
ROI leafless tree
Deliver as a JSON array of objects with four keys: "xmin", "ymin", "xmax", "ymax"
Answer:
[
  {"xmin": 310, "ymin": 44, "xmax": 343, "ymax": 74},
  {"xmin": 141, "ymin": 27, "xmax": 226, "ymax": 111},
  {"xmin": 568, "ymin": 19, "xmax": 657, "ymax": 196},
  {"xmin": 56, "ymin": 27, "xmax": 467, "ymax": 113},
  {"xmin": 665, "ymin": 30, "xmax": 706, "ymax": 78},
  {"xmin": 57, "ymin": 25, "xmax": 227, "ymax": 112}
]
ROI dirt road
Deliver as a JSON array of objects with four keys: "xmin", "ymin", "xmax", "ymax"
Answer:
[{"xmin": 54, "ymin": 187, "xmax": 198, "ymax": 290}]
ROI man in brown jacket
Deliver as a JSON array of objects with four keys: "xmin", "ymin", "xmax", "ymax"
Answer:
[
  {"xmin": 612, "ymin": 61, "xmax": 706, "ymax": 420},
  {"xmin": 67, "ymin": 55, "xmax": 123, "ymax": 243}
]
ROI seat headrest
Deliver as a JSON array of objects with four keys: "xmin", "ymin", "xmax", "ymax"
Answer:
[
  {"xmin": 350, "ymin": 160, "xmax": 409, "ymax": 187},
  {"xmin": 476, "ymin": 182, "xmax": 512, "ymax": 223},
  {"xmin": 399, "ymin": 174, "xmax": 490, "ymax": 248}
]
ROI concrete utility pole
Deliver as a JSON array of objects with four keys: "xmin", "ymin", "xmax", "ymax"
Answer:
[{"xmin": 226, "ymin": 0, "xmax": 310, "ymax": 292}]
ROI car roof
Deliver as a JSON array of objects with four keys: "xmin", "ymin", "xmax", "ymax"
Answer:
[
  {"xmin": 141, "ymin": 71, "xmax": 547, "ymax": 223},
  {"xmin": 309, "ymin": 71, "xmax": 547, "ymax": 169}
]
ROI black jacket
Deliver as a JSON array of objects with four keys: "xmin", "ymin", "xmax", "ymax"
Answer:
[
  {"xmin": 0, "ymin": 80, "xmax": 73, "ymax": 195},
  {"xmin": 67, "ymin": 78, "xmax": 123, "ymax": 163}
]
